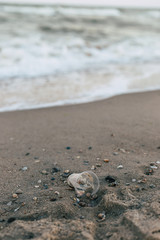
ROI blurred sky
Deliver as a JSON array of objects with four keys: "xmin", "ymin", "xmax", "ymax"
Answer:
[{"xmin": 0, "ymin": 0, "xmax": 160, "ymax": 8}]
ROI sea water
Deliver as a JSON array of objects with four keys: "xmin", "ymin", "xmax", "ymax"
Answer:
[{"xmin": 0, "ymin": 3, "xmax": 160, "ymax": 111}]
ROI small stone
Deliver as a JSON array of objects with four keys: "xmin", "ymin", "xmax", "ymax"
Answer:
[
  {"xmin": 50, "ymin": 198, "xmax": 57, "ymax": 202},
  {"xmin": 111, "ymin": 133, "xmax": 115, "ymax": 137},
  {"xmin": 79, "ymin": 201, "xmax": 86, "ymax": 207},
  {"xmin": 80, "ymin": 216, "xmax": 85, "ymax": 219},
  {"xmin": 157, "ymin": 146, "xmax": 160, "ymax": 149},
  {"xmin": 88, "ymin": 146, "xmax": 92, "ymax": 150},
  {"xmin": 21, "ymin": 166, "xmax": 28, "ymax": 171},
  {"xmin": 104, "ymin": 159, "xmax": 109, "ymax": 163},
  {"xmin": 149, "ymin": 184, "xmax": 156, "ymax": 188},
  {"xmin": 55, "ymin": 191, "xmax": 60, "ymax": 195},
  {"xmin": 117, "ymin": 165, "xmax": 123, "ymax": 169},
  {"xmin": 91, "ymin": 165, "xmax": 96, "ymax": 170},
  {"xmin": 132, "ymin": 179, "xmax": 136, "ymax": 183},
  {"xmin": 118, "ymin": 148, "xmax": 126, "ymax": 153},
  {"xmin": 150, "ymin": 165, "xmax": 158, "ymax": 169},
  {"xmin": 156, "ymin": 161, "xmax": 160, "ymax": 164},
  {"xmin": 35, "ymin": 160, "xmax": 40, "ymax": 163},
  {"xmin": 86, "ymin": 193, "xmax": 91, "ymax": 198},
  {"xmin": 12, "ymin": 193, "xmax": 18, "ymax": 198},
  {"xmin": 66, "ymin": 146, "xmax": 71, "ymax": 150},
  {"xmin": 7, "ymin": 201, "xmax": 12, "ymax": 206},
  {"xmin": 16, "ymin": 189, "xmax": 23, "ymax": 194},
  {"xmin": 38, "ymin": 180, "xmax": 42, "ymax": 183},
  {"xmin": 51, "ymin": 177, "xmax": 55, "ymax": 181},
  {"xmin": 52, "ymin": 167, "xmax": 60, "ymax": 173},
  {"xmin": 43, "ymin": 184, "xmax": 48, "ymax": 189},
  {"xmin": 41, "ymin": 170, "xmax": 48, "ymax": 175},
  {"xmin": 33, "ymin": 197, "xmax": 38, "ymax": 201},
  {"xmin": 0, "ymin": 219, "xmax": 5, "ymax": 222},
  {"xmin": 126, "ymin": 183, "xmax": 130, "ymax": 186},
  {"xmin": 96, "ymin": 163, "xmax": 102, "ymax": 167},
  {"xmin": 113, "ymin": 152, "xmax": 118, "ymax": 156},
  {"xmin": 35, "ymin": 185, "xmax": 39, "ymax": 188},
  {"xmin": 98, "ymin": 212, "xmax": 106, "ymax": 220},
  {"xmin": 76, "ymin": 156, "xmax": 80, "ymax": 159},
  {"xmin": 14, "ymin": 207, "xmax": 20, "ymax": 212},
  {"xmin": 91, "ymin": 194, "xmax": 98, "ymax": 200},
  {"xmin": 83, "ymin": 160, "xmax": 89, "ymax": 165},
  {"xmin": 25, "ymin": 152, "xmax": 30, "ymax": 156},
  {"xmin": 144, "ymin": 167, "xmax": 153, "ymax": 175},
  {"xmin": 64, "ymin": 170, "xmax": 70, "ymax": 174}
]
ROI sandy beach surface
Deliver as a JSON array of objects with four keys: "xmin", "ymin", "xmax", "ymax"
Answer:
[{"xmin": 0, "ymin": 90, "xmax": 160, "ymax": 240}]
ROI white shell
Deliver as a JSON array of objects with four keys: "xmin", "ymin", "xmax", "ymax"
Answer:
[{"xmin": 67, "ymin": 171, "xmax": 99, "ymax": 196}]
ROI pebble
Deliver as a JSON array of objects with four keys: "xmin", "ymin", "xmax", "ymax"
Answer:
[
  {"xmin": 83, "ymin": 160, "xmax": 89, "ymax": 165},
  {"xmin": 119, "ymin": 148, "xmax": 126, "ymax": 153},
  {"xmin": 43, "ymin": 184, "xmax": 48, "ymax": 189},
  {"xmin": 104, "ymin": 159, "xmax": 109, "ymax": 163},
  {"xmin": 98, "ymin": 212, "xmax": 106, "ymax": 220},
  {"xmin": 149, "ymin": 184, "xmax": 156, "ymax": 188},
  {"xmin": 41, "ymin": 170, "xmax": 48, "ymax": 175},
  {"xmin": 35, "ymin": 185, "xmax": 39, "ymax": 188},
  {"xmin": 76, "ymin": 156, "xmax": 80, "ymax": 159},
  {"xmin": 64, "ymin": 170, "xmax": 70, "ymax": 174},
  {"xmin": 7, "ymin": 201, "xmax": 12, "ymax": 206},
  {"xmin": 113, "ymin": 152, "xmax": 118, "ymax": 156},
  {"xmin": 79, "ymin": 201, "xmax": 86, "ymax": 207},
  {"xmin": 35, "ymin": 160, "xmax": 40, "ymax": 163},
  {"xmin": 66, "ymin": 146, "xmax": 71, "ymax": 150},
  {"xmin": 88, "ymin": 146, "xmax": 92, "ymax": 150},
  {"xmin": 86, "ymin": 193, "xmax": 91, "ymax": 198},
  {"xmin": 126, "ymin": 183, "xmax": 130, "ymax": 186},
  {"xmin": 38, "ymin": 180, "xmax": 42, "ymax": 184},
  {"xmin": 16, "ymin": 189, "xmax": 23, "ymax": 194},
  {"xmin": 25, "ymin": 152, "xmax": 30, "ymax": 156},
  {"xmin": 12, "ymin": 193, "xmax": 18, "ymax": 198},
  {"xmin": 117, "ymin": 165, "xmax": 123, "ymax": 169},
  {"xmin": 91, "ymin": 165, "xmax": 95, "ymax": 170},
  {"xmin": 21, "ymin": 166, "xmax": 28, "ymax": 171},
  {"xmin": 150, "ymin": 165, "xmax": 158, "ymax": 169},
  {"xmin": 50, "ymin": 198, "xmax": 57, "ymax": 202},
  {"xmin": 132, "ymin": 179, "xmax": 136, "ymax": 183},
  {"xmin": 96, "ymin": 163, "xmax": 102, "ymax": 167},
  {"xmin": 52, "ymin": 167, "xmax": 60, "ymax": 173},
  {"xmin": 0, "ymin": 219, "xmax": 5, "ymax": 223},
  {"xmin": 33, "ymin": 197, "xmax": 38, "ymax": 201},
  {"xmin": 51, "ymin": 177, "xmax": 55, "ymax": 181},
  {"xmin": 55, "ymin": 191, "xmax": 60, "ymax": 195},
  {"xmin": 156, "ymin": 161, "xmax": 160, "ymax": 164}
]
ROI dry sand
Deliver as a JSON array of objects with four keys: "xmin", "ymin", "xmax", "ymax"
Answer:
[{"xmin": 0, "ymin": 90, "xmax": 160, "ymax": 240}]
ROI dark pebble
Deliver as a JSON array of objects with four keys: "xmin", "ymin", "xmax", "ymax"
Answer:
[
  {"xmin": 88, "ymin": 146, "xmax": 92, "ymax": 150},
  {"xmin": 51, "ymin": 177, "xmax": 55, "ymax": 181},
  {"xmin": 25, "ymin": 152, "xmax": 30, "ymax": 156},
  {"xmin": 83, "ymin": 160, "xmax": 89, "ymax": 165},
  {"xmin": 43, "ymin": 184, "xmax": 48, "ymax": 189},
  {"xmin": 8, "ymin": 217, "xmax": 16, "ymax": 223},
  {"xmin": 79, "ymin": 201, "xmax": 86, "ymax": 207},
  {"xmin": 50, "ymin": 198, "xmax": 57, "ymax": 202},
  {"xmin": 80, "ymin": 216, "xmax": 85, "ymax": 219},
  {"xmin": 52, "ymin": 167, "xmax": 60, "ymax": 174},
  {"xmin": 105, "ymin": 176, "xmax": 116, "ymax": 183},
  {"xmin": 157, "ymin": 146, "xmax": 160, "ymax": 149},
  {"xmin": 144, "ymin": 167, "xmax": 153, "ymax": 175},
  {"xmin": 34, "ymin": 157, "xmax": 39, "ymax": 160},
  {"xmin": 150, "ymin": 184, "xmax": 156, "ymax": 188},
  {"xmin": 0, "ymin": 219, "xmax": 5, "ymax": 222},
  {"xmin": 108, "ymin": 181, "xmax": 118, "ymax": 187},
  {"xmin": 66, "ymin": 146, "xmax": 71, "ymax": 150}
]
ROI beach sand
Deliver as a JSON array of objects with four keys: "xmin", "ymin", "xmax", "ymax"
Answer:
[{"xmin": 0, "ymin": 90, "xmax": 160, "ymax": 240}]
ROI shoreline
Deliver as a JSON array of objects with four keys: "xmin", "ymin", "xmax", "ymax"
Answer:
[
  {"xmin": 1, "ymin": 1, "xmax": 160, "ymax": 9},
  {"xmin": 0, "ymin": 90, "xmax": 160, "ymax": 239}
]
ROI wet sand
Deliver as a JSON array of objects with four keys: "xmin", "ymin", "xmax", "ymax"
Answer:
[{"xmin": 0, "ymin": 90, "xmax": 160, "ymax": 240}]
